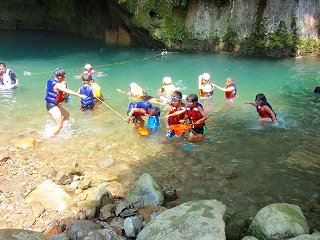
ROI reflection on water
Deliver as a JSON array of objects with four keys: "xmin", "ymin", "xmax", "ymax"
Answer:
[{"xmin": 1, "ymin": 30, "xmax": 319, "ymax": 229}]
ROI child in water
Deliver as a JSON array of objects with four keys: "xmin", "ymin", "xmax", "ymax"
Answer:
[
  {"xmin": 163, "ymin": 91, "xmax": 187, "ymax": 137},
  {"xmin": 126, "ymin": 101, "xmax": 160, "ymax": 128},
  {"xmin": 197, "ymin": 73, "xmax": 214, "ymax": 99},
  {"xmin": 157, "ymin": 76, "xmax": 177, "ymax": 98},
  {"xmin": 78, "ymin": 74, "xmax": 96, "ymax": 111},
  {"xmin": 245, "ymin": 93, "xmax": 277, "ymax": 124},
  {"xmin": 184, "ymin": 94, "xmax": 207, "ymax": 142},
  {"xmin": 214, "ymin": 77, "xmax": 237, "ymax": 100}
]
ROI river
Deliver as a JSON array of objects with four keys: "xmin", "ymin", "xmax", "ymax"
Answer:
[{"xmin": 1, "ymin": 30, "xmax": 319, "ymax": 229}]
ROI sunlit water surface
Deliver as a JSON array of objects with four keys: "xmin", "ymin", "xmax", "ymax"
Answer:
[{"xmin": 1, "ymin": 30, "xmax": 319, "ymax": 228}]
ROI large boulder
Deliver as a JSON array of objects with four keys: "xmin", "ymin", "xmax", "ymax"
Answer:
[
  {"xmin": 136, "ymin": 199, "xmax": 227, "ymax": 240},
  {"xmin": 248, "ymin": 203, "xmax": 309, "ymax": 239},
  {"xmin": 0, "ymin": 229, "xmax": 46, "ymax": 240},
  {"xmin": 25, "ymin": 179, "xmax": 76, "ymax": 213},
  {"xmin": 125, "ymin": 173, "xmax": 164, "ymax": 206}
]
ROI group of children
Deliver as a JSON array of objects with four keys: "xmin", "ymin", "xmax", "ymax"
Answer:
[
  {"xmin": 44, "ymin": 64, "xmax": 277, "ymax": 138},
  {"xmin": 123, "ymin": 72, "xmax": 278, "ymax": 142}
]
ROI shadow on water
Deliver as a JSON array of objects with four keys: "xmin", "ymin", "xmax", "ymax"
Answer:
[{"xmin": 0, "ymin": 30, "xmax": 319, "ymax": 230}]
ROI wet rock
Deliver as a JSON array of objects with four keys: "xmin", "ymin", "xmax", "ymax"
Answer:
[
  {"xmin": 110, "ymin": 217, "xmax": 125, "ymax": 230},
  {"xmin": 83, "ymin": 227, "xmax": 125, "ymax": 240},
  {"xmin": 0, "ymin": 229, "xmax": 46, "ymax": 239},
  {"xmin": 248, "ymin": 203, "xmax": 309, "ymax": 239},
  {"xmin": 65, "ymin": 220, "xmax": 101, "ymax": 240},
  {"xmin": 48, "ymin": 233, "xmax": 69, "ymax": 240},
  {"xmin": 70, "ymin": 161, "xmax": 85, "ymax": 176},
  {"xmin": 37, "ymin": 165, "xmax": 57, "ymax": 179},
  {"xmin": 77, "ymin": 186, "xmax": 114, "ymax": 219},
  {"xmin": 55, "ymin": 171, "xmax": 73, "ymax": 185},
  {"xmin": 25, "ymin": 179, "xmax": 76, "ymax": 213},
  {"xmin": 98, "ymin": 204, "xmax": 117, "ymax": 220},
  {"xmin": 124, "ymin": 216, "xmax": 143, "ymax": 238},
  {"xmin": 14, "ymin": 138, "xmax": 41, "ymax": 149},
  {"xmin": 136, "ymin": 199, "xmax": 227, "ymax": 240},
  {"xmin": 115, "ymin": 200, "xmax": 129, "ymax": 216},
  {"xmin": 43, "ymin": 225, "xmax": 63, "ymax": 239},
  {"xmin": 125, "ymin": 173, "xmax": 164, "ymax": 206},
  {"xmin": 138, "ymin": 205, "xmax": 167, "ymax": 223}
]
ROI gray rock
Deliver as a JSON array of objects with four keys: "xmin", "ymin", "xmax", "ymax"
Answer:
[
  {"xmin": 83, "ymin": 227, "xmax": 125, "ymax": 240},
  {"xmin": 0, "ymin": 229, "xmax": 46, "ymax": 240},
  {"xmin": 125, "ymin": 173, "xmax": 164, "ymax": 206},
  {"xmin": 78, "ymin": 186, "xmax": 114, "ymax": 219},
  {"xmin": 99, "ymin": 204, "xmax": 116, "ymax": 220},
  {"xmin": 48, "ymin": 233, "xmax": 70, "ymax": 240},
  {"xmin": 136, "ymin": 199, "xmax": 227, "ymax": 240},
  {"xmin": 248, "ymin": 203, "xmax": 309, "ymax": 239},
  {"xmin": 241, "ymin": 237, "xmax": 259, "ymax": 240},
  {"xmin": 65, "ymin": 220, "xmax": 101, "ymax": 240},
  {"xmin": 124, "ymin": 216, "xmax": 143, "ymax": 238},
  {"xmin": 290, "ymin": 234, "xmax": 318, "ymax": 240}
]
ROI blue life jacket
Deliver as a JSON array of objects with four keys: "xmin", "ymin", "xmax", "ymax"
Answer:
[
  {"xmin": 45, "ymin": 78, "xmax": 62, "ymax": 104},
  {"xmin": 80, "ymin": 86, "xmax": 95, "ymax": 106},
  {"xmin": 127, "ymin": 101, "xmax": 153, "ymax": 115}
]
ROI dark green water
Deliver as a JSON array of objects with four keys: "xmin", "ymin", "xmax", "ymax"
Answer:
[{"xmin": 1, "ymin": 30, "xmax": 319, "ymax": 229}]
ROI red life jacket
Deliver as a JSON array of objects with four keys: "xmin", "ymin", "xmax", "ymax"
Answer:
[
  {"xmin": 168, "ymin": 103, "xmax": 186, "ymax": 125},
  {"xmin": 186, "ymin": 103, "xmax": 205, "ymax": 127}
]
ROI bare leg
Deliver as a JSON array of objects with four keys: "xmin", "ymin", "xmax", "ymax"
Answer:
[
  {"xmin": 188, "ymin": 131, "xmax": 204, "ymax": 142},
  {"xmin": 59, "ymin": 105, "xmax": 70, "ymax": 122},
  {"xmin": 48, "ymin": 106, "xmax": 68, "ymax": 136},
  {"xmin": 258, "ymin": 118, "xmax": 272, "ymax": 124}
]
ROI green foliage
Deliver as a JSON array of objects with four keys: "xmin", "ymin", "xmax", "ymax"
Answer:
[
  {"xmin": 222, "ymin": 26, "xmax": 239, "ymax": 46},
  {"xmin": 267, "ymin": 20, "xmax": 295, "ymax": 50},
  {"xmin": 297, "ymin": 38, "xmax": 320, "ymax": 53},
  {"xmin": 181, "ymin": 0, "xmax": 187, "ymax": 7}
]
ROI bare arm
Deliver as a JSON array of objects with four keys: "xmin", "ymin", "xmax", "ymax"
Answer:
[
  {"xmin": 245, "ymin": 101, "xmax": 258, "ymax": 107},
  {"xmin": 215, "ymin": 85, "xmax": 234, "ymax": 93},
  {"xmin": 126, "ymin": 108, "xmax": 146, "ymax": 123},
  {"xmin": 55, "ymin": 83, "xmax": 86, "ymax": 98},
  {"xmin": 262, "ymin": 105, "xmax": 277, "ymax": 123},
  {"xmin": 195, "ymin": 106, "xmax": 207, "ymax": 124}
]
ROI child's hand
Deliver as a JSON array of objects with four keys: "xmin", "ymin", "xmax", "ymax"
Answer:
[{"xmin": 126, "ymin": 117, "xmax": 130, "ymax": 123}]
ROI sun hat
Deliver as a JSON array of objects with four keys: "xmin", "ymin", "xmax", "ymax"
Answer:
[
  {"xmin": 202, "ymin": 73, "xmax": 210, "ymax": 80},
  {"xmin": 163, "ymin": 77, "xmax": 172, "ymax": 84},
  {"xmin": 130, "ymin": 82, "xmax": 138, "ymax": 88}
]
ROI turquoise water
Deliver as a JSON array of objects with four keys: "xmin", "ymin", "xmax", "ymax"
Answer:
[{"xmin": 1, "ymin": 30, "xmax": 320, "ymax": 228}]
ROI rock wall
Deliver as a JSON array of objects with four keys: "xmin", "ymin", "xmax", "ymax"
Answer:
[{"xmin": 0, "ymin": 0, "xmax": 319, "ymax": 56}]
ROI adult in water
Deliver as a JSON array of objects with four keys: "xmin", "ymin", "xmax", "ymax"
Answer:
[
  {"xmin": 45, "ymin": 68, "xmax": 86, "ymax": 137},
  {"xmin": 0, "ymin": 62, "xmax": 19, "ymax": 88}
]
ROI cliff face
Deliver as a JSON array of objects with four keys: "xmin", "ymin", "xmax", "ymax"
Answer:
[{"xmin": 1, "ymin": 0, "xmax": 319, "ymax": 57}]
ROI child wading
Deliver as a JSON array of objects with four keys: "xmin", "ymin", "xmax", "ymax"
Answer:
[
  {"xmin": 184, "ymin": 94, "xmax": 207, "ymax": 142},
  {"xmin": 245, "ymin": 93, "xmax": 277, "ymax": 125}
]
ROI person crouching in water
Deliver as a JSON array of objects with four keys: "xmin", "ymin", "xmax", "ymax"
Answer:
[
  {"xmin": 184, "ymin": 94, "xmax": 207, "ymax": 142},
  {"xmin": 78, "ymin": 74, "xmax": 96, "ymax": 111},
  {"xmin": 245, "ymin": 93, "xmax": 277, "ymax": 124},
  {"xmin": 126, "ymin": 101, "xmax": 160, "ymax": 128},
  {"xmin": 163, "ymin": 91, "xmax": 187, "ymax": 138}
]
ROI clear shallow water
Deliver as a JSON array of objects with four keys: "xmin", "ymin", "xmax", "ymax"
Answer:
[{"xmin": 1, "ymin": 30, "xmax": 320, "ymax": 228}]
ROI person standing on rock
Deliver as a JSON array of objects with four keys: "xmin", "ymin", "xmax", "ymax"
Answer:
[{"xmin": 45, "ymin": 68, "xmax": 86, "ymax": 137}]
